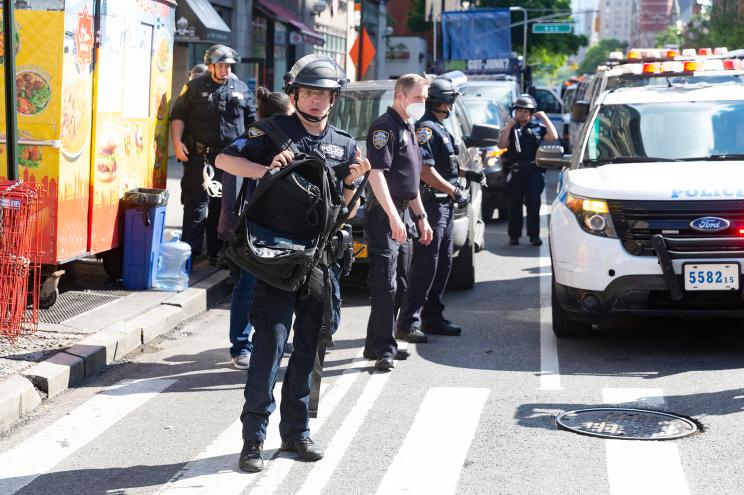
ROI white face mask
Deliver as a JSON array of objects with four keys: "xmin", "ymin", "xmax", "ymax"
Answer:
[{"xmin": 404, "ymin": 96, "xmax": 426, "ymax": 121}]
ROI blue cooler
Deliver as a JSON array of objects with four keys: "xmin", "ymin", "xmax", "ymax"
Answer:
[{"xmin": 122, "ymin": 188, "xmax": 169, "ymax": 289}]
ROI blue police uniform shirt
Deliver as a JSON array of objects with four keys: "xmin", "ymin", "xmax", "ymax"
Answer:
[
  {"xmin": 171, "ymin": 73, "xmax": 256, "ymax": 148},
  {"xmin": 366, "ymin": 107, "xmax": 422, "ymax": 201},
  {"xmin": 416, "ymin": 110, "xmax": 460, "ymax": 181},
  {"xmin": 507, "ymin": 120, "xmax": 547, "ymax": 166},
  {"xmin": 221, "ymin": 114, "xmax": 358, "ymax": 186}
]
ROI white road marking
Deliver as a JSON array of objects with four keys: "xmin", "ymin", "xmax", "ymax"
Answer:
[
  {"xmin": 294, "ymin": 368, "xmax": 393, "ymax": 495},
  {"xmin": 374, "ymin": 387, "xmax": 490, "ymax": 495},
  {"xmin": 0, "ymin": 378, "xmax": 175, "ymax": 495},
  {"xmin": 603, "ymin": 388, "xmax": 690, "ymax": 495},
  {"xmin": 539, "ymin": 191, "xmax": 561, "ymax": 390}
]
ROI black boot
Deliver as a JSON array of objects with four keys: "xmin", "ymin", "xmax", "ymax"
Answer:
[
  {"xmin": 281, "ymin": 437, "xmax": 324, "ymax": 461},
  {"xmin": 239, "ymin": 440, "xmax": 264, "ymax": 472}
]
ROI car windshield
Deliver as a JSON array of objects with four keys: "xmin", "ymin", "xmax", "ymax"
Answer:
[
  {"xmin": 328, "ymin": 88, "xmax": 395, "ymax": 141},
  {"xmin": 461, "ymin": 97, "xmax": 504, "ymax": 127},
  {"xmin": 463, "ymin": 83, "xmax": 515, "ymax": 108},
  {"xmin": 583, "ymin": 100, "xmax": 744, "ymax": 166}
]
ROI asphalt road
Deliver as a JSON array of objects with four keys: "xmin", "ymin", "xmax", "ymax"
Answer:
[{"xmin": 3, "ymin": 171, "xmax": 744, "ymax": 494}]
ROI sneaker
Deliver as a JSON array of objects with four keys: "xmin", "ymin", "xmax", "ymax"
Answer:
[
  {"xmin": 281, "ymin": 437, "xmax": 324, "ymax": 461},
  {"xmin": 239, "ymin": 441, "xmax": 264, "ymax": 472},
  {"xmin": 232, "ymin": 353, "xmax": 251, "ymax": 370},
  {"xmin": 394, "ymin": 328, "xmax": 428, "ymax": 343}
]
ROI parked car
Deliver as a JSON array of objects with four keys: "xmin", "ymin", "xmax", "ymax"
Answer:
[
  {"xmin": 328, "ymin": 79, "xmax": 485, "ymax": 289},
  {"xmin": 461, "ymin": 75, "xmax": 520, "ymax": 110},
  {"xmin": 532, "ymin": 85, "xmax": 566, "ymax": 149},
  {"xmin": 460, "ymin": 94, "xmax": 510, "ymax": 222}
]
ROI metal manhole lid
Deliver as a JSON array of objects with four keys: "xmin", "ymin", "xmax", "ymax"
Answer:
[{"xmin": 556, "ymin": 408, "xmax": 697, "ymax": 440}]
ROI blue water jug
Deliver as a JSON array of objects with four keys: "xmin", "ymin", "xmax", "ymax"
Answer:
[{"xmin": 154, "ymin": 231, "xmax": 191, "ymax": 291}]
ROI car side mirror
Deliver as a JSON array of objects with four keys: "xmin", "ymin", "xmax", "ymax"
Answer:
[
  {"xmin": 466, "ymin": 123, "xmax": 501, "ymax": 147},
  {"xmin": 536, "ymin": 143, "xmax": 570, "ymax": 169},
  {"xmin": 571, "ymin": 101, "xmax": 589, "ymax": 123}
]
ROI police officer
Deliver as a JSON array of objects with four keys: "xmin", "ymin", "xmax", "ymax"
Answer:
[
  {"xmin": 171, "ymin": 44, "xmax": 256, "ymax": 264},
  {"xmin": 498, "ymin": 94, "xmax": 558, "ymax": 246},
  {"xmin": 215, "ymin": 55, "xmax": 370, "ymax": 473},
  {"xmin": 396, "ymin": 76, "xmax": 482, "ymax": 338},
  {"xmin": 363, "ymin": 74, "xmax": 434, "ymax": 371},
  {"xmin": 189, "ymin": 63, "xmax": 208, "ymax": 81}
]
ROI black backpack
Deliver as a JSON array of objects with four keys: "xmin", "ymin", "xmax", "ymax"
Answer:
[{"xmin": 225, "ymin": 116, "xmax": 362, "ymax": 292}]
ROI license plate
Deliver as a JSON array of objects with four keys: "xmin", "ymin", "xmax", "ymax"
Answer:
[
  {"xmin": 683, "ymin": 263, "xmax": 739, "ymax": 291},
  {"xmin": 353, "ymin": 241, "xmax": 367, "ymax": 259}
]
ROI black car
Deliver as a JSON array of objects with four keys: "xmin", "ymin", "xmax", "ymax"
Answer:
[{"xmin": 328, "ymin": 79, "xmax": 485, "ymax": 289}]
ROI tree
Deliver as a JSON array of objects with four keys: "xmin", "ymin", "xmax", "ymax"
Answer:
[
  {"xmin": 683, "ymin": 0, "xmax": 744, "ymax": 50},
  {"xmin": 576, "ymin": 38, "xmax": 628, "ymax": 74},
  {"xmin": 407, "ymin": 0, "xmax": 432, "ymax": 34},
  {"xmin": 528, "ymin": 47, "xmax": 568, "ymax": 85},
  {"xmin": 655, "ymin": 25, "xmax": 684, "ymax": 48}
]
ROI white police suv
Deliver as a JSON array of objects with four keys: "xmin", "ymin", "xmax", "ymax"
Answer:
[{"xmin": 538, "ymin": 81, "xmax": 744, "ymax": 336}]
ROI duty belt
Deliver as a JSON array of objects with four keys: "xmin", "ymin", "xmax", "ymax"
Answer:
[
  {"xmin": 393, "ymin": 199, "xmax": 410, "ymax": 210},
  {"xmin": 193, "ymin": 141, "xmax": 221, "ymax": 156}
]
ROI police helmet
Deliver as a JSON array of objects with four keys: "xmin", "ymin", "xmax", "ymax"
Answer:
[
  {"xmin": 514, "ymin": 94, "xmax": 537, "ymax": 111},
  {"xmin": 427, "ymin": 77, "xmax": 459, "ymax": 105},
  {"xmin": 286, "ymin": 54, "xmax": 347, "ymax": 94},
  {"xmin": 189, "ymin": 63, "xmax": 208, "ymax": 79},
  {"xmin": 204, "ymin": 44, "xmax": 239, "ymax": 65}
]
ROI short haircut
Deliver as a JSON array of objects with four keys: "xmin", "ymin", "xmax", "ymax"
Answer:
[
  {"xmin": 256, "ymin": 86, "xmax": 291, "ymax": 119},
  {"xmin": 394, "ymin": 74, "xmax": 428, "ymax": 96}
]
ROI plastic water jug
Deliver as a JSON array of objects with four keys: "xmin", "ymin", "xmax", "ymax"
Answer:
[{"xmin": 154, "ymin": 231, "xmax": 191, "ymax": 291}]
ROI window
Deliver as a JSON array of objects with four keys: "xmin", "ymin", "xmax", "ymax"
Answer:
[{"xmin": 314, "ymin": 24, "xmax": 347, "ymax": 70}]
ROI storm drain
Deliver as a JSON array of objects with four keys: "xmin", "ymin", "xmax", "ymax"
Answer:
[
  {"xmin": 37, "ymin": 291, "xmax": 123, "ymax": 324},
  {"xmin": 556, "ymin": 408, "xmax": 698, "ymax": 440}
]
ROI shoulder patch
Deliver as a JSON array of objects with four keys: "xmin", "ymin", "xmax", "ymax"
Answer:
[
  {"xmin": 248, "ymin": 127, "xmax": 265, "ymax": 138},
  {"xmin": 178, "ymin": 84, "xmax": 188, "ymax": 97},
  {"xmin": 372, "ymin": 130, "xmax": 390, "ymax": 150},
  {"xmin": 417, "ymin": 127, "xmax": 433, "ymax": 145}
]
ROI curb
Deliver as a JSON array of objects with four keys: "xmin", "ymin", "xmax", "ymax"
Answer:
[{"xmin": 0, "ymin": 269, "xmax": 232, "ymax": 432}]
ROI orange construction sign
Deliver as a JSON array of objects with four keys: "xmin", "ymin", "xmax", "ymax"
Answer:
[{"xmin": 349, "ymin": 28, "xmax": 376, "ymax": 79}]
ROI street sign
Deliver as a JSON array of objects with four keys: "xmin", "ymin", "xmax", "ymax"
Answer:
[{"xmin": 532, "ymin": 23, "xmax": 573, "ymax": 34}]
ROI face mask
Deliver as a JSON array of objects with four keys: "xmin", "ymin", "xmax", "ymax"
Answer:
[{"xmin": 404, "ymin": 96, "xmax": 426, "ymax": 121}]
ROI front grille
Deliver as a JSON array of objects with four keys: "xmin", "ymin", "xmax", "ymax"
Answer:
[{"xmin": 609, "ymin": 199, "xmax": 744, "ymax": 257}]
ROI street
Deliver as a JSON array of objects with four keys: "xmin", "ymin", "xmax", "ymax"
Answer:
[{"xmin": 1, "ymin": 172, "xmax": 744, "ymax": 494}]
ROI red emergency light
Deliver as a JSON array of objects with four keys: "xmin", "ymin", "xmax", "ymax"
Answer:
[{"xmin": 698, "ymin": 48, "xmax": 712, "ymax": 55}]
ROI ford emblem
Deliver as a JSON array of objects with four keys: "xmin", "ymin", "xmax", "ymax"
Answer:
[{"xmin": 690, "ymin": 216, "xmax": 731, "ymax": 233}]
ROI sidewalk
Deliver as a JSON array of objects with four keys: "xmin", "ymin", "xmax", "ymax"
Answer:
[{"xmin": 0, "ymin": 157, "xmax": 233, "ymax": 432}]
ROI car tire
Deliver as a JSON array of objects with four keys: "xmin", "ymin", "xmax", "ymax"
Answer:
[{"xmin": 551, "ymin": 277, "xmax": 592, "ymax": 337}]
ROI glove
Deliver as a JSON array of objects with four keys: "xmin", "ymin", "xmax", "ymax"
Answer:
[
  {"xmin": 452, "ymin": 186, "xmax": 469, "ymax": 208},
  {"xmin": 464, "ymin": 169, "xmax": 485, "ymax": 183}
]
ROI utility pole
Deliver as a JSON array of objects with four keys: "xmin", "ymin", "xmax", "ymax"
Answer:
[
  {"xmin": 509, "ymin": 6, "xmax": 527, "ymax": 91},
  {"xmin": 3, "ymin": 0, "xmax": 18, "ymax": 180},
  {"xmin": 357, "ymin": 1, "xmax": 364, "ymax": 81}
]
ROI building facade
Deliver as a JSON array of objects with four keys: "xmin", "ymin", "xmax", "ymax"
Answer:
[{"xmin": 598, "ymin": 0, "xmax": 635, "ymax": 45}]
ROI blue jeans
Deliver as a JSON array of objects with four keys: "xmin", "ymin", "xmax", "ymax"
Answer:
[
  {"xmin": 241, "ymin": 279, "xmax": 321, "ymax": 442},
  {"xmin": 230, "ymin": 269, "xmax": 256, "ymax": 357}
]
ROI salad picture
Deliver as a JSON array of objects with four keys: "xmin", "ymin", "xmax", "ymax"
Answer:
[
  {"xmin": 18, "ymin": 144, "xmax": 42, "ymax": 168},
  {"xmin": 16, "ymin": 70, "xmax": 51, "ymax": 116}
]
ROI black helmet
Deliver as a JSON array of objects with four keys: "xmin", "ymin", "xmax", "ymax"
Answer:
[
  {"xmin": 286, "ymin": 54, "xmax": 347, "ymax": 94},
  {"xmin": 514, "ymin": 94, "xmax": 537, "ymax": 111},
  {"xmin": 427, "ymin": 77, "xmax": 459, "ymax": 105},
  {"xmin": 204, "ymin": 44, "xmax": 239, "ymax": 65},
  {"xmin": 189, "ymin": 63, "xmax": 208, "ymax": 79}
]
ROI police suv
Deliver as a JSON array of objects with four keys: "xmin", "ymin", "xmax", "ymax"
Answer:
[{"xmin": 538, "ymin": 76, "xmax": 744, "ymax": 336}]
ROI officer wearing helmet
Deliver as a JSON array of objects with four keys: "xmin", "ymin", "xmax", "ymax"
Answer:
[
  {"xmin": 498, "ymin": 93, "xmax": 558, "ymax": 246},
  {"xmin": 189, "ymin": 63, "xmax": 208, "ymax": 81},
  {"xmin": 170, "ymin": 44, "xmax": 256, "ymax": 265},
  {"xmin": 396, "ymin": 75, "xmax": 483, "ymax": 339},
  {"xmin": 215, "ymin": 55, "xmax": 371, "ymax": 473}
]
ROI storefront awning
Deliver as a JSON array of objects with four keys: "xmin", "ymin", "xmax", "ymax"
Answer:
[
  {"xmin": 175, "ymin": 0, "xmax": 231, "ymax": 44},
  {"xmin": 254, "ymin": 0, "xmax": 325, "ymax": 46}
]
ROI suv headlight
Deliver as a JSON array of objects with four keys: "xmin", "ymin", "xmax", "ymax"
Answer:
[{"xmin": 564, "ymin": 193, "xmax": 617, "ymax": 238}]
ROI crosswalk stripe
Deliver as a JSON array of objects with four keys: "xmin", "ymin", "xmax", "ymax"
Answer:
[
  {"xmin": 249, "ymin": 353, "xmax": 367, "ymax": 495},
  {"xmin": 374, "ymin": 387, "xmax": 490, "ymax": 495},
  {"xmin": 0, "ymin": 378, "xmax": 175, "ymax": 495},
  {"xmin": 603, "ymin": 388, "xmax": 690, "ymax": 495},
  {"xmin": 295, "ymin": 368, "xmax": 393, "ymax": 495}
]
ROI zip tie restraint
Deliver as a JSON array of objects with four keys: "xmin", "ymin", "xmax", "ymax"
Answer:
[{"xmin": 202, "ymin": 162, "xmax": 222, "ymax": 198}]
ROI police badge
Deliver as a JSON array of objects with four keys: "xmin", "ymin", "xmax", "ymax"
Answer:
[
  {"xmin": 417, "ymin": 127, "xmax": 433, "ymax": 145},
  {"xmin": 248, "ymin": 127, "xmax": 265, "ymax": 138},
  {"xmin": 372, "ymin": 130, "xmax": 390, "ymax": 149}
]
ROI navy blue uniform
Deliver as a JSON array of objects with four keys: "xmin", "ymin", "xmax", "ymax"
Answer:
[
  {"xmin": 503, "ymin": 120, "xmax": 547, "ymax": 240},
  {"xmin": 364, "ymin": 107, "xmax": 421, "ymax": 359},
  {"xmin": 171, "ymin": 73, "xmax": 256, "ymax": 257},
  {"xmin": 397, "ymin": 110, "xmax": 458, "ymax": 333},
  {"xmin": 221, "ymin": 114, "xmax": 357, "ymax": 443}
]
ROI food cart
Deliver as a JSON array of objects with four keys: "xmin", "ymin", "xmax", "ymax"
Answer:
[{"xmin": 0, "ymin": 0, "xmax": 175, "ymax": 306}]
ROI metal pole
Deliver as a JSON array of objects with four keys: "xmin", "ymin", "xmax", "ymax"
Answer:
[
  {"xmin": 510, "ymin": 6, "xmax": 527, "ymax": 91},
  {"xmin": 357, "ymin": 0, "xmax": 364, "ymax": 81},
  {"xmin": 4, "ymin": 0, "xmax": 18, "ymax": 180},
  {"xmin": 433, "ymin": 14, "xmax": 438, "ymax": 63}
]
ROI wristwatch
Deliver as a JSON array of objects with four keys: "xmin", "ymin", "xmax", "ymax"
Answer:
[{"xmin": 413, "ymin": 212, "xmax": 427, "ymax": 221}]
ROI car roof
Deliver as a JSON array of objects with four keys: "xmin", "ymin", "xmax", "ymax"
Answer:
[
  {"xmin": 601, "ymin": 83, "xmax": 744, "ymax": 104},
  {"xmin": 342, "ymin": 80, "xmax": 396, "ymax": 91}
]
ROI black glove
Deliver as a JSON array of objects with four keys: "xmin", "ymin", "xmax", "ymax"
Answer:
[
  {"xmin": 452, "ymin": 186, "xmax": 469, "ymax": 208},
  {"xmin": 464, "ymin": 169, "xmax": 485, "ymax": 183}
]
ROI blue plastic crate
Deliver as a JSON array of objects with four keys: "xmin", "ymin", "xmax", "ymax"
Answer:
[{"xmin": 122, "ymin": 205, "xmax": 166, "ymax": 289}]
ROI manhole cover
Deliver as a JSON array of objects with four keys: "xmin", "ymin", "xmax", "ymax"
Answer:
[
  {"xmin": 36, "ymin": 291, "xmax": 122, "ymax": 324},
  {"xmin": 556, "ymin": 408, "xmax": 697, "ymax": 440}
]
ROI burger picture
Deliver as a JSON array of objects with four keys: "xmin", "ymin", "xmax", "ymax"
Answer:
[{"xmin": 97, "ymin": 139, "xmax": 118, "ymax": 183}]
